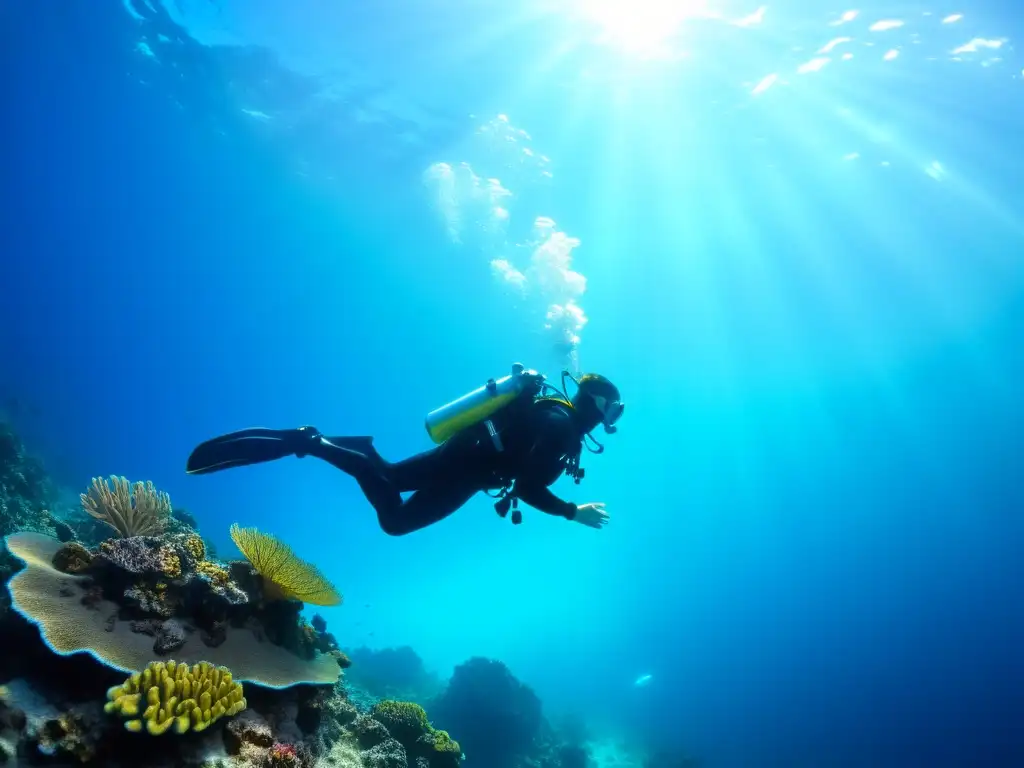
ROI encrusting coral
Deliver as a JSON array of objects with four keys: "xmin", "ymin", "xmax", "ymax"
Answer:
[
  {"xmin": 229, "ymin": 524, "xmax": 342, "ymax": 607},
  {"xmin": 104, "ymin": 659, "xmax": 247, "ymax": 735},
  {"xmin": 81, "ymin": 475, "xmax": 172, "ymax": 538},
  {"xmin": 4, "ymin": 532, "xmax": 342, "ymax": 687},
  {"xmin": 52, "ymin": 540, "xmax": 94, "ymax": 574},
  {"xmin": 183, "ymin": 532, "xmax": 206, "ymax": 562},
  {"xmin": 370, "ymin": 700, "xmax": 430, "ymax": 746},
  {"xmin": 370, "ymin": 700, "xmax": 462, "ymax": 768},
  {"xmin": 196, "ymin": 559, "xmax": 231, "ymax": 586}
]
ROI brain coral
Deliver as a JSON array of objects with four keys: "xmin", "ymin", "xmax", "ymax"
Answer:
[{"xmin": 4, "ymin": 532, "xmax": 340, "ymax": 689}]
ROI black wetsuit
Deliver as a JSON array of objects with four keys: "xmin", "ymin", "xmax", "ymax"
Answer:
[
  {"xmin": 309, "ymin": 399, "xmax": 582, "ymax": 535},
  {"xmin": 186, "ymin": 397, "xmax": 588, "ymax": 536}
]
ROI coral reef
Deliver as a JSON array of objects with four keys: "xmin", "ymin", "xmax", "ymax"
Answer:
[
  {"xmin": 370, "ymin": 701, "xmax": 429, "ymax": 746},
  {"xmin": 0, "ymin": 423, "xmax": 469, "ymax": 767},
  {"xmin": 70, "ymin": 481, "xmax": 212, "ymax": 552},
  {"xmin": 5, "ymin": 531, "xmax": 343, "ymax": 687},
  {"xmin": 230, "ymin": 524, "xmax": 343, "ymax": 607},
  {"xmin": 0, "ymin": 677, "xmax": 106, "ymax": 763},
  {"xmin": 0, "ymin": 421, "xmax": 60, "ymax": 611},
  {"xmin": 343, "ymin": 646, "xmax": 443, "ymax": 704},
  {"xmin": 0, "ymin": 423, "xmax": 56, "ymax": 538},
  {"xmin": 105, "ymin": 659, "xmax": 247, "ymax": 735},
  {"xmin": 430, "ymin": 657, "xmax": 542, "ymax": 768},
  {"xmin": 367, "ymin": 701, "xmax": 461, "ymax": 768},
  {"xmin": 81, "ymin": 475, "xmax": 172, "ymax": 538},
  {"xmin": 52, "ymin": 540, "xmax": 94, "ymax": 574}
]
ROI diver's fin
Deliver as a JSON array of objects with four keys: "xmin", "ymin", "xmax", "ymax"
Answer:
[{"xmin": 185, "ymin": 426, "xmax": 321, "ymax": 475}]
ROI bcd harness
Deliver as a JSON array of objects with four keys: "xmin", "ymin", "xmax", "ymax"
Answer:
[{"xmin": 481, "ymin": 377, "xmax": 590, "ymax": 526}]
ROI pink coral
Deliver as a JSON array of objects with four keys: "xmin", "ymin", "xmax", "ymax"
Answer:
[{"xmin": 269, "ymin": 741, "xmax": 299, "ymax": 767}]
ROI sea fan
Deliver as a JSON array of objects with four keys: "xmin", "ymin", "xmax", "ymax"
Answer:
[{"xmin": 229, "ymin": 523, "xmax": 342, "ymax": 607}]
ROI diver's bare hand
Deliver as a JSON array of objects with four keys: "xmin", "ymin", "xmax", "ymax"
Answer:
[{"xmin": 574, "ymin": 502, "xmax": 609, "ymax": 529}]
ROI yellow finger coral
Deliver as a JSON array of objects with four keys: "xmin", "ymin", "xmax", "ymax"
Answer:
[
  {"xmin": 105, "ymin": 660, "xmax": 247, "ymax": 735},
  {"xmin": 229, "ymin": 524, "xmax": 342, "ymax": 607},
  {"xmin": 183, "ymin": 534, "xmax": 205, "ymax": 562}
]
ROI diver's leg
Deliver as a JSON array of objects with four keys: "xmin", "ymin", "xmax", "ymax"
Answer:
[
  {"xmin": 373, "ymin": 483, "xmax": 480, "ymax": 536},
  {"xmin": 320, "ymin": 435, "xmax": 390, "ymax": 477},
  {"xmin": 308, "ymin": 438, "xmax": 480, "ymax": 534},
  {"xmin": 307, "ymin": 437, "xmax": 440, "ymax": 487},
  {"xmin": 320, "ymin": 436, "xmax": 476, "ymax": 493},
  {"xmin": 187, "ymin": 427, "xmax": 478, "ymax": 534}
]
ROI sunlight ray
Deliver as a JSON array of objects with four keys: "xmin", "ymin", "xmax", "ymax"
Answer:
[{"xmin": 761, "ymin": 54, "xmax": 1024, "ymax": 363}]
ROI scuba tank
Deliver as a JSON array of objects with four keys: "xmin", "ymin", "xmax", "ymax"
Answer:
[{"xmin": 425, "ymin": 363, "xmax": 545, "ymax": 447}]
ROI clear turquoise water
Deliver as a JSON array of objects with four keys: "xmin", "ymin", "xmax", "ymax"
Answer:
[{"xmin": 2, "ymin": 1, "xmax": 1022, "ymax": 765}]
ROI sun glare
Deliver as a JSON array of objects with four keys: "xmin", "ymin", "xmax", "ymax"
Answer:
[{"xmin": 573, "ymin": 0, "xmax": 712, "ymax": 57}]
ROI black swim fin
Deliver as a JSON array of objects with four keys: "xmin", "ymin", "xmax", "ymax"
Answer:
[{"xmin": 185, "ymin": 426, "xmax": 323, "ymax": 475}]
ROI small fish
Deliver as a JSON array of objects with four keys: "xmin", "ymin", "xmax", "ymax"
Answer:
[{"xmin": 634, "ymin": 673, "xmax": 653, "ymax": 687}]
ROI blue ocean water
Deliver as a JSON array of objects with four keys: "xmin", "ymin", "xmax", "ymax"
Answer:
[{"xmin": 1, "ymin": 0, "xmax": 1022, "ymax": 765}]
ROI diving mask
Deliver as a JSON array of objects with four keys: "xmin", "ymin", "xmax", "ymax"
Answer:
[{"xmin": 591, "ymin": 394, "xmax": 625, "ymax": 433}]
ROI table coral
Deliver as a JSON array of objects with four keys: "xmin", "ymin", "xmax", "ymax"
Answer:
[{"xmin": 5, "ymin": 532, "xmax": 342, "ymax": 687}]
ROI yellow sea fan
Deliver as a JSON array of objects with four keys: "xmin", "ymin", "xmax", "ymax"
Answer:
[{"xmin": 229, "ymin": 524, "xmax": 342, "ymax": 607}]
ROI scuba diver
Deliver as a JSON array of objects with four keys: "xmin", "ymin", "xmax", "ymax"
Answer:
[{"xmin": 185, "ymin": 365, "xmax": 624, "ymax": 536}]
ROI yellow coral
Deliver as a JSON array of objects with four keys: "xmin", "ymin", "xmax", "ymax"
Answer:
[
  {"xmin": 372, "ymin": 700, "xmax": 429, "ymax": 735},
  {"xmin": 432, "ymin": 730, "xmax": 461, "ymax": 755},
  {"xmin": 81, "ymin": 476, "xmax": 171, "ymax": 538},
  {"xmin": 104, "ymin": 660, "xmax": 246, "ymax": 735},
  {"xmin": 229, "ymin": 524, "xmax": 342, "ymax": 607},
  {"xmin": 195, "ymin": 560, "xmax": 229, "ymax": 586},
  {"xmin": 156, "ymin": 547, "xmax": 182, "ymax": 579},
  {"xmin": 183, "ymin": 534, "xmax": 206, "ymax": 562}
]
